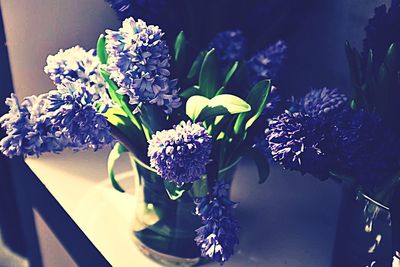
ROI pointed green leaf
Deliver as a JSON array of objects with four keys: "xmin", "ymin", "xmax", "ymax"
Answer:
[
  {"xmin": 250, "ymin": 147, "xmax": 270, "ymax": 184},
  {"xmin": 97, "ymin": 34, "xmax": 108, "ymax": 64},
  {"xmin": 197, "ymin": 94, "xmax": 251, "ymax": 122},
  {"xmin": 186, "ymin": 95, "xmax": 210, "ymax": 121},
  {"xmin": 187, "ymin": 51, "xmax": 206, "ymax": 81},
  {"xmin": 234, "ymin": 80, "xmax": 271, "ymax": 135},
  {"xmin": 180, "ymin": 85, "xmax": 201, "ymax": 99},
  {"xmin": 108, "ymin": 143, "xmax": 128, "ymax": 192},
  {"xmin": 199, "ymin": 49, "xmax": 220, "ymax": 98},
  {"xmin": 174, "ymin": 31, "xmax": 187, "ymax": 63},
  {"xmin": 100, "ymin": 69, "xmax": 141, "ymax": 130},
  {"xmin": 224, "ymin": 61, "xmax": 239, "ymax": 85},
  {"xmin": 164, "ymin": 181, "xmax": 192, "ymax": 200}
]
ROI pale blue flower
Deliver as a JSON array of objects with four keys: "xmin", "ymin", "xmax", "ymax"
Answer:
[
  {"xmin": 47, "ymin": 81, "xmax": 113, "ymax": 151},
  {"xmin": 0, "ymin": 94, "xmax": 68, "ymax": 157},
  {"xmin": 105, "ymin": 17, "xmax": 181, "ymax": 113},
  {"xmin": 148, "ymin": 121, "xmax": 212, "ymax": 183},
  {"xmin": 194, "ymin": 181, "xmax": 239, "ymax": 264},
  {"xmin": 208, "ymin": 30, "xmax": 247, "ymax": 64},
  {"xmin": 248, "ymin": 40, "xmax": 287, "ymax": 84}
]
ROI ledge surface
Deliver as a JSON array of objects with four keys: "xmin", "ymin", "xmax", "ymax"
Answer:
[{"xmin": 25, "ymin": 149, "xmax": 341, "ymax": 267}]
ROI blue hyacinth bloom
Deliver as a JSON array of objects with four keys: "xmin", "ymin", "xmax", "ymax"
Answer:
[
  {"xmin": 148, "ymin": 121, "xmax": 212, "ymax": 184},
  {"xmin": 297, "ymin": 87, "xmax": 348, "ymax": 117},
  {"xmin": 194, "ymin": 181, "xmax": 239, "ymax": 264},
  {"xmin": 47, "ymin": 81, "xmax": 114, "ymax": 151},
  {"xmin": 44, "ymin": 46, "xmax": 108, "ymax": 100},
  {"xmin": 208, "ymin": 30, "xmax": 247, "ymax": 64},
  {"xmin": 328, "ymin": 110, "xmax": 400, "ymax": 186},
  {"xmin": 0, "ymin": 94, "xmax": 68, "ymax": 158},
  {"xmin": 265, "ymin": 111, "xmax": 332, "ymax": 179},
  {"xmin": 248, "ymin": 40, "xmax": 287, "ymax": 84},
  {"xmin": 105, "ymin": 17, "xmax": 181, "ymax": 113}
]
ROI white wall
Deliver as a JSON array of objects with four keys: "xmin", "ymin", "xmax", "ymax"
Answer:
[{"xmin": 0, "ymin": 0, "xmax": 120, "ymax": 97}]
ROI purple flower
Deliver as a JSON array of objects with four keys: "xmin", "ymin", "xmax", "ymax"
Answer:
[
  {"xmin": 297, "ymin": 87, "xmax": 348, "ymax": 117},
  {"xmin": 208, "ymin": 30, "xmax": 247, "ymax": 64},
  {"xmin": 47, "ymin": 81, "xmax": 113, "ymax": 151},
  {"xmin": 265, "ymin": 111, "xmax": 331, "ymax": 179},
  {"xmin": 105, "ymin": 17, "xmax": 181, "ymax": 113},
  {"xmin": 328, "ymin": 110, "xmax": 400, "ymax": 186},
  {"xmin": 44, "ymin": 46, "xmax": 107, "ymax": 98},
  {"xmin": 248, "ymin": 40, "xmax": 287, "ymax": 84},
  {"xmin": 148, "ymin": 121, "xmax": 212, "ymax": 184},
  {"xmin": 0, "ymin": 94, "xmax": 68, "ymax": 158},
  {"xmin": 194, "ymin": 181, "xmax": 239, "ymax": 264}
]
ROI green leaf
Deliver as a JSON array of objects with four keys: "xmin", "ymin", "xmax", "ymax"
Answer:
[
  {"xmin": 164, "ymin": 181, "xmax": 192, "ymax": 200},
  {"xmin": 104, "ymin": 107, "xmax": 148, "ymax": 161},
  {"xmin": 197, "ymin": 94, "xmax": 251, "ymax": 122},
  {"xmin": 180, "ymin": 85, "xmax": 201, "ymax": 99},
  {"xmin": 174, "ymin": 31, "xmax": 187, "ymax": 63},
  {"xmin": 223, "ymin": 61, "xmax": 239, "ymax": 86},
  {"xmin": 186, "ymin": 94, "xmax": 250, "ymax": 122},
  {"xmin": 249, "ymin": 147, "xmax": 270, "ymax": 184},
  {"xmin": 108, "ymin": 143, "xmax": 128, "ymax": 192},
  {"xmin": 96, "ymin": 34, "xmax": 108, "ymax": 64},
  {"xmin": 199, "ymin": 49, "xmax": 219, "ymax": 98},
  {"xmin": 234, "ymin": 80, "xmax": 271, "ymax": 135},
  {"xmin": 100, "ymin": 69, "xmax": 141, "ymax": 130},
  {"xmin": 187, "ymin": 51, "xmax": 206, "ymax": 81},
  {"xmin": 384, "ymin": 43, "xmax": 399, "ymax": 72},
  {"xmin": 186, "ymin": 95, "xmax": 209, "ymax": 121}
]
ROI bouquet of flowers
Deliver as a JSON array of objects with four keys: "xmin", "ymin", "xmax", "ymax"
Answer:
[
  {"xmin": 259, "ymin": 0, "xmax": 400, "ymax": 263},
  {"xmin": 261, "ymin": 0, "xmax": 400, "ymax": 214},
  {"xmin": 0, "ymin": 13, "xmax": 287, "ymax": 264}
]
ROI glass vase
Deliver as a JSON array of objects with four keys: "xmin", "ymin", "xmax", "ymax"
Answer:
[
  {"xmin": 128, "ymin": 154, "xmax": 239, "ymax": 266},
  {"xmin": 332, "ymin": 185, "xmax": 400, "ymax": 267}
]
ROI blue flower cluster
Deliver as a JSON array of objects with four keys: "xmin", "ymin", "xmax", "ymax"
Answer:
[
  {"xmin": 328, "ymin": 110, "xmax": 400, "ymax": 186},
  {"xmin": 0, "ymin": 81, "xmax": 114, "ymax": 158},
  {"xmin": 105, "ymin": 17, "xmax": 181, "ymax": 113},
  {"xmin": 248, "ymin": 40, "xmax": 287, "ymax": 84},
  {"xmin": 194, "ymin": 181, "xmax": 239, "ymax": 264},
  {"xmin": 148, "ymin": 121, "xmax": 212, "ymax": 184},
  {"xmin": 0, "ymin": 94, "xmax": 67, "ymax": 157},
  {"xmin": 44, "ymin": 46, "xmax": 107, "ymax": 98},
  {"xmin": 297, "ymin": 87, "xmax": 348, "ymax": 116},
  {"xmin": 208, "ymin": 30, "xmax": 247, "ymax": 64},
  {"xmin": 264, "ymin": 87, "xmax": 400, "ymax": 186},
  {"xmin": 47, "ymin": 81, "xmax": 114, "ymax": 151},
  {"xmin": 265, "ymin": 111, "xmax": 331, "ymax": 179}
]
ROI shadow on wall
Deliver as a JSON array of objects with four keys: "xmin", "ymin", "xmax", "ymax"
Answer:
[{"xmin": 0, "ymin": 6, "xmax": 30, "ymax": 266}]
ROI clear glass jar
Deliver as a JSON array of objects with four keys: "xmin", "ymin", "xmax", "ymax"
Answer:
[
  {"xmin": 128, "ymin": 154, "xmax": 239, "ymax": 266},
  {"xmin": 332, "ymin": 185, "xmax": 400, "ymax": 266}
]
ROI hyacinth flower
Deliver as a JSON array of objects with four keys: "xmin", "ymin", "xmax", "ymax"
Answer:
[
  {"xmin": 1, "ymin": 15, "xmax": 277, "ymax": 265},
  {"xmin": 0, "ymin": 93, "xmax": 67, "ymax": 158},
  {"xmin": 263, "ymin": 87, "xmax": 400, "ymax": 193},
  {"xmin": 248, "ymin": 40, "xmax": 287, "ymax": 85},
  {"xmin": 148, "ymin": 121, "xmax": 212, "ymax": 184},
  {"xmin": 44, "ymin": 45, "xmax": 112, "ymax": 107},
  {"xmin": 208, "ymin": 30, "xmax": 247, "ymax": 65},
  {"xmin": 46, "ymin": 81, "xmax": 114, "ymax": 151},
  {"xmin": 194, "ymin": 181, "xmax": 239, "ymax": 264},
  {"xmin": 104, "ymin": 17, "xmax": 181, "ymax": 114}
]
